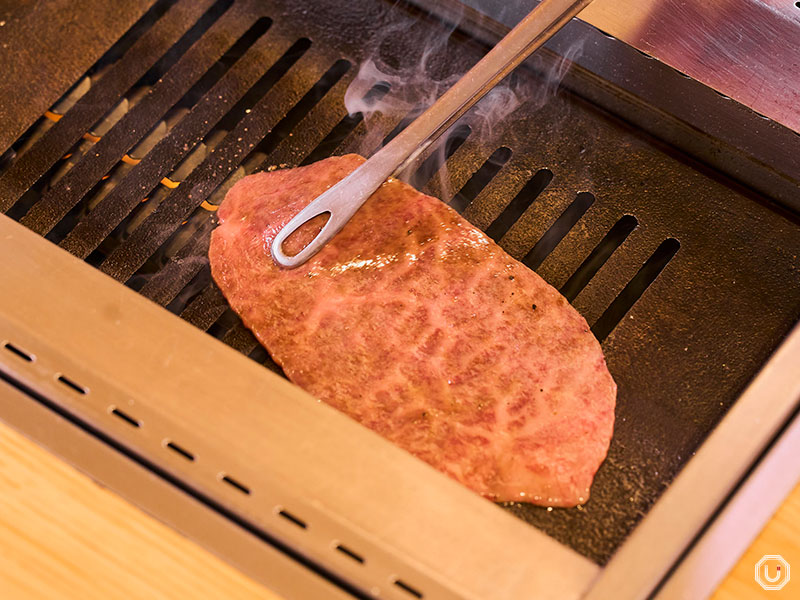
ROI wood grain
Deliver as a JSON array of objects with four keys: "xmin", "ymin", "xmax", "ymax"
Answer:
[
  {"xmin": 0, "ymin": 412, "xmax": 797, "ymax": 599},
  {"xmin": 0, "ymin": 419, "xmax": 282, "ymax": 600},
  {"xmin": 712, "ymin": 481, "xmax": 800, "ymax": 599}
]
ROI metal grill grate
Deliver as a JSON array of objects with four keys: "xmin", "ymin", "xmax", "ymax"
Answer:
[{"xmin": 1, "ymin": 0, "xmax": 799, "ymax": 564}]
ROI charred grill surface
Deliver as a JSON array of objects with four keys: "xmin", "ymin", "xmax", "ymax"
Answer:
[{"xmin": 0, "ymin": 0, "xmax": 798, "ymax": 564}]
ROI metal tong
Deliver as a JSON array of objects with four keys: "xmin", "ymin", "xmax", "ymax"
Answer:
[{"xmin": 271, "ymin": 0, "xmax": 594, "ymax": 268}]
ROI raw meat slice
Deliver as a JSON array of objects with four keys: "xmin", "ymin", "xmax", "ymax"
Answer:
[{"xmin": 209, "ymin": 154, "xmax": 616, "ymax": 506}]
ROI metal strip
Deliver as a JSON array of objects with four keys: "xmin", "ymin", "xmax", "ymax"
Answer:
[
  {"xmin": 0, "ymin": 212, "xmax": 599, "ymax": 600},
  {"xmin": 0, "ymin": 377, "xmax": 355, "ymax": 600},
  {"xmin": 464, "ymin": 0, "xmax": 800, "ymax": 134},
  {"xmin": 583, "ymin": 321, "xmax": 800, "ymax": 599},
  {"xmin": 655, "ymin": 408, "xmax": 800, "ymax": 599},
  {"xmin": 422, "ymin": 0, "xmax": 800, "ymax": 212}
]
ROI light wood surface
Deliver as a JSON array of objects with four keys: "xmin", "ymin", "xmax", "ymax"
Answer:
[
  {"xmin": 0, "ymin": 415, "xmax": 797, "ymax": 599},
  {"xmin": 0, "ymin": 419, "xmax": 282, "ymax": 600},
  {"xmin": 712, "ymin": 480, "xmax": 800, "ymax": 599}
]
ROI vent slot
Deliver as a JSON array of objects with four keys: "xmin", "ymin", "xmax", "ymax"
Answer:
[
  {"xmin": 335, "ymin": 544, "xmax": 365, "ymax": 564},
  {"xmin": 408, "ymin": 123, "xmax": 471, "ymax": 189},
  {"xmin": 212, "ymin": 38, "xmax": 313, "ymax": 134},
  {"xmin": 137, "ymin": 0, "xmax": 235, "ymax": 89},
  {"xmin": 278, "ymin": 509, "xmax": 308, "ymax": 529},
  {"xmin": 394, "ymin": 579, "xmax": 424, "ymax": 598},
  {"xmin": 485, "ymin": 168, "xmax": 552, "ymax": 241},
  {"xmin": 380, "ymin": 106, "xmax": 424, "ymax": 148},
  {"xmin": 523, "ymin": 191, "xmax": 595, "ymax": 271},
  {"xmin": 207, "ymin": 308, "xmax": 241, "ymax": 339},
  {"xmin": 252, "ymin": 59, "xmax": 352, "ymax": 171},
  {"xmin": 301, "ymin": 81, "xmax": 391, "ymax": 166},
  {"xmin": 450, "ymin": 146, "xmax": 512, "ymax": 213},
  {"xmin": 3, "ymin": 342, "xmax": 33, "ymax": 362},
  {"xmin": 221, "ymin": 474, "xmax": 251, "ymax": 495},
  {"xmin": 165, "ymin": 440, "xmax": 196, "ymax": 461},
  {"xmin": 110, "ymin": 407, "xmax": 141, "ymax": 428},
  {"xmin": 592, "ymin": 238, "xmax": 681, "ymax": 342},
  {"xmin": 561, "ymin": 214, "xmax": 639, "ymax": 302},
  {"xmin": 57, "ymin": 374, "xmax": 87, "ymax": 395}
]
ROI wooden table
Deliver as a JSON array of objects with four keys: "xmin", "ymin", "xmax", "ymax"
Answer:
[{"xmin": 0, "ymin": 418, "xmax": 797, "ymax": 599}]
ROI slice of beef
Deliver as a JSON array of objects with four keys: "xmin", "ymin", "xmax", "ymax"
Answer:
[{"xmin": 209, "ymin": 154, "xmax": 616, "ymax": 506}]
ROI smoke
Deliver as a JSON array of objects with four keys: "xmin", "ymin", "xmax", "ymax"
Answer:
[
  {"xmin": 522, "ymin": 36, "xmax": 585, "ymax": 112},
  {"xmin": 342, "ymin": 6, "xmax": 586, "ymax": 198}
]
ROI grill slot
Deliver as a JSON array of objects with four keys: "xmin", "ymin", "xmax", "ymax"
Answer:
[
  {"xmin": 407, "ymin": 123, "xmax": 471, "ymax": 190},
  {"xmin": 56, "ymin": 374, "xmax": 88, "ymax": 395},
  {"xmin": 560, "ymin": 214, "xmax": 639, "ymax": 303},
  {"xmin": 1, "ymin": 0, "xmax": 798, "ymax": 566},
  {"xmin": 3, "ymin": 342, "xmax": 34, "ymax": 363},
  {"xmin": 394, "ymin": 579, "xmax": 424, "ymax": 599},
  {"xmin": 165, "ymin": 440, "xmax": 196, "ymax": 461},
  {"xmin": 591, "ymin": 237, "xmax": 681, "ymax": 342},
  {"xmin": 335, "ymin": 544, "xmax": 365, "ymax": 564},
  {"xmin": 111, "ymin": 407, "xmax": 142, "ymax": 428},
  {"xmin": 485, "ymin": 168, "xmax": 553, "ymax": 241},
  {"xmin": 523, "ymin": 191, "xmax": 596, "ymax": 271},
  {"xmin": 59, "ymin": 35, "xmax": 311, "ymax": 262},
  {"xmin": 221, "ymin": 474, "xmax": 251, "ymax": 495},
  {"xmin": 97, "ymin": 52, "xmax": 342, "ymax": 282},
  {"xmin": 301, "ymin": 82, "xmax": 393, "ymax": 166},
  {"xmin": 449, "ymin": 146, "xmax": 512, "ymax": 213},
  {"xmin": 278, "ymin": 509, "xmax": 308, "ymax": 529},
  {"xmin": 0, "ymin": 0, "xmax": 221, "ymax": 211},
  {"xmin": 141, "ymin": 226, "xmax": 215, "ymax": 305}
]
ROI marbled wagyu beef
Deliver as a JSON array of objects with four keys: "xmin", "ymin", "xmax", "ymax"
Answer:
[{"xmin": 209, "ymin": 154, "xmax": 616, "ymax": 507}]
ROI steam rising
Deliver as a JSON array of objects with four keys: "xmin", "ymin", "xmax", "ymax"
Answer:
[{"xmin": 343, "ymin": 9, "xmax": 586, "ymax": 177}]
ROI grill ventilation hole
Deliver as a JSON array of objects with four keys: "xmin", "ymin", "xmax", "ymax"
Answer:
[
  {"xmin": 523, "ymin": 191, "xmax": 595, "ymax": 271},
  {"xmin": 277, "ymin": 509, "xmax": 308, "ymax": 529},
  {"xmin": 394, "ymin": 579, "xmax": 424, "ymax": 598},
  {"xmin": 221, "ymin": 474, "xmax": 251, "ymax": 495},
  {"xmin": 212, "ymin": 37, "xmax": 313, "ymax": 136},
  {"xmin": 560, "ymin": 214, "xmax": 639, "ymax": 302},
  {"xmin": 380, "ymin": 106, "xmax": 425, "ymax": 148},
  {"xmin": 450, "ymin": 146, "xmax": 513, "ymax": 213},
  {"xmin": 253, "ymin": 59, "xmax": 352, "ymax": 172},
  {"xmin": 592, "ymin": 237, "xmax": 681, "ymax": 342},
  {"xmin": 301, "ymin": 82, "xmax": 392, "ymax": 166},
  {"xmin": 408, "ymin": 124, "xmax": 471, "ymax": 190},
  {"xmin": 110, "ymin": 407, "xmax": 141, "ymax": 428},
  {"xmin": 165, "ymin": 440, "xmax": 196, "ymax": 461},
  {"xmin": 57, "ymin": 374, "xmax": 87, "ymax": 395},
  {"xmin": 486, "ymin": 168, "xmax": 553, "ymax": 241},
  {"xmin": 140, "ymin": 0, "xmax": 235, "ymax": 90},
  {"xmin": 3, "ymin": 342, "xmax": 34, "ymax": 362},
  {"xmin": 335, "ymin": 544, "xmax": 365, "ymax": 564}
]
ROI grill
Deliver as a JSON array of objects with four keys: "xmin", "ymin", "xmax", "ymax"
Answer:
[{"xmin": 1, "ymin": 0, "xmax": 799, "ymax": 598}]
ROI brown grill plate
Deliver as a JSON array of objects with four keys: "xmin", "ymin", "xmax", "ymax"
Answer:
[{"xmin": 0, "ymin": 0, "xmax": 798, "ymax": 564}]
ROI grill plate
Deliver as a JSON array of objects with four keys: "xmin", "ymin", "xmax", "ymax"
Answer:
[{"xmin": 1, "ymin": 0, "xmax": 798, "ymax": 564}]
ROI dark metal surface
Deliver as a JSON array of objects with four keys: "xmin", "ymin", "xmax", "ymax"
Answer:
[
  {"xmin": 0, "ymin": 0, "xmax": 157, "ymax": 155},
  {"xmin": 421, "ymin": 0, "xmax": 800, "ymax": 213},
  {"xmin": 0, "ymin": 0, "xmax": 798, "ymax": 565}
]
